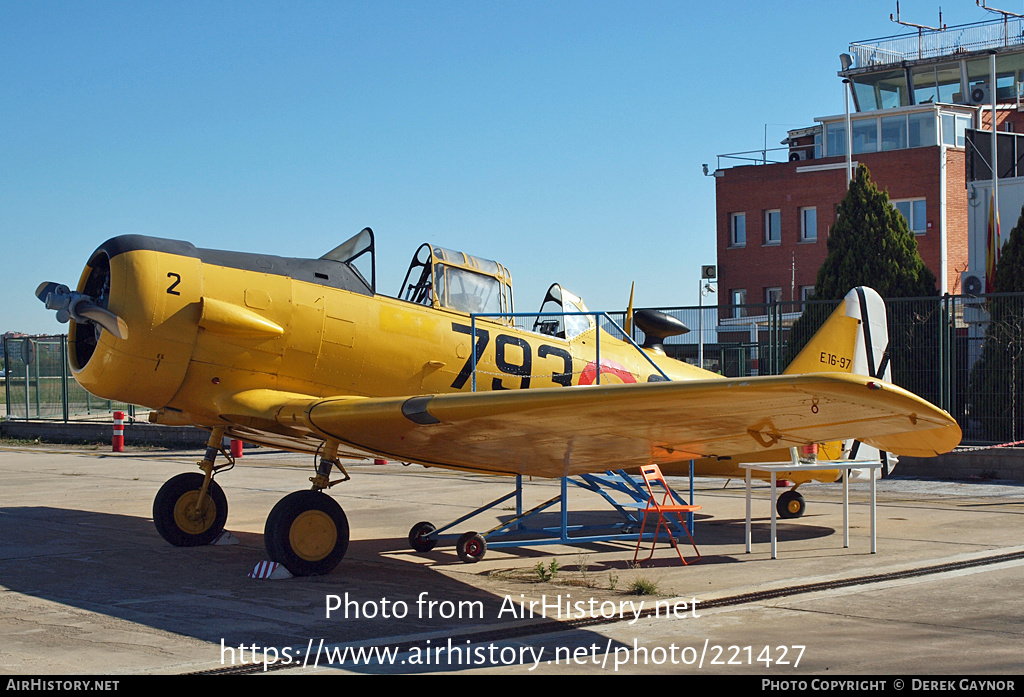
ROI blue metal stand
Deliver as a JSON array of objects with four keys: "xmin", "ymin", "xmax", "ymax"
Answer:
[
  {"xmin": 421, "ymin": 309, "xmax": 693, "ymax": 561},
  {"xmin": 412, "ymin": 462, "xmax": 696, "ymax": 560}
]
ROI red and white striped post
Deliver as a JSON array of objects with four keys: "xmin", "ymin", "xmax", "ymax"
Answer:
[{"xmin": 112, "ymin": 411, "xmax": 125, "ymax": 452}]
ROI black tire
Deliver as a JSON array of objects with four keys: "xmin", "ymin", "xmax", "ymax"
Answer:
[
  {"xmin": 408, "ymin": 521, "xmax": 437, "ymax": 552},
  {"xmin": 777, "ymin": 490, "xmax": 806, "ymax": 519},
  {"xmin": 456, "ymin": 531, "xmax": 486, "ymax": 563},
  {"xmin": 153, "ymin": 473, "xmax": 228, "ymax": 547},
  {"xmin": 265, "ymin": 490, "xmax": 349, "ymax": 576}
]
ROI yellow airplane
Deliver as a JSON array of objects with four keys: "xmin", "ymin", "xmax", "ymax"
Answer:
[{"xmin": 36, "ymin": 228, "xmax": 961, "ymax": 575}]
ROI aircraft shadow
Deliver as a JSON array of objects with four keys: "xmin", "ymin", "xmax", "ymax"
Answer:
[
  {"xmin": 0, "ymin": 505, "xmax": 629, "ymax": 674},
  {"xmin": 477, "ymin": 509, "xmax": 835, "ymax": 549}
]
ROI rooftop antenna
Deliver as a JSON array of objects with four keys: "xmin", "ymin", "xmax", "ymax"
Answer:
[
  {"xmin": 891, "ymin": 2, "xmax": 945, "ymax": 59},
  {"xmin": 976, "ymin": 0, "xmax": 1024, "ymax": 30},
  {"xmin": 977, "ymin": 0, "xmax": 1024, "ymax": 19},
  {"xmin": 890, "ymin": 2, "xmax": 946, "ymax": 31}
]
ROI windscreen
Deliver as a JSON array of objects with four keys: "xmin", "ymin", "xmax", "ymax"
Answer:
[{"xmin": 435, "ymin": 264, "xmax": 502, "ymax": 314}]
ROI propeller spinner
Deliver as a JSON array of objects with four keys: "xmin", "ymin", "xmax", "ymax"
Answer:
[{"xmin": 35, "ymin": 281, "xmax": 129, "ymax": 340}]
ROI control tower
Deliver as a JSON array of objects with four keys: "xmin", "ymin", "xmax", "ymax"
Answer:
[
  {"xmin": 840, "ymin": 11, "xmax": 1024, "ymax": 295},
  {"xmin": 714, "ymin": 12, "xmax": 1024, "ymax": 329}
]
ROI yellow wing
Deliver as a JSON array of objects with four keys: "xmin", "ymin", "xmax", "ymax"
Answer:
[{"xmin": 218, "ymin": 372, "xmax": 961, "ymax": 478}]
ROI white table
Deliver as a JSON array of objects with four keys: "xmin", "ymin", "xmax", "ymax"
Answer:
[{"xmin": 739, "ymin": 460, "xmax": 884, "ymax": 559}]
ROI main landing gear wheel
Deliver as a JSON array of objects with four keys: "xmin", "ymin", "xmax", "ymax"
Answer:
[
  {"xmin": 265, "ymin": 490, "xmax": 349, "ymax": 576},
  {"xmin": 777, "ymin": 490, "xmax": 806, "ymax": 519},
  {"xmin": 456, "ymin": 531, "xmax": 486, "ymax": 563},
  {"xmin": 153, "ymin": 472, "xmax": 228, "ymax": 547},
  {"xmin": 409, "ymin": 521, "xmax": 437, "ymax": 552}
]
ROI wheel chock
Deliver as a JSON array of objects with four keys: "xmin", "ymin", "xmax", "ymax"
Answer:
[
  {"xmin": 248, "ymin": 560, "xmax": 293, "ymax": 580},
  {"xmin": 212, "ymin": 530, "xmax": 239, "ymax": 545}
]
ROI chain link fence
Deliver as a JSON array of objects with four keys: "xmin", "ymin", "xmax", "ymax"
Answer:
[
  {"xmin": 632, "ymin": 293, "xmax": 1024, "ymax": 446},
  {"xmin": 2, "ymin": 335, "xmax": 134, "ymax": 421}
]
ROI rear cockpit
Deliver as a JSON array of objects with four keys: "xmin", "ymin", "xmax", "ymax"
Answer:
[{"xmin": 534, "ymin": 284, "xmax": 594, "ymax": 340}]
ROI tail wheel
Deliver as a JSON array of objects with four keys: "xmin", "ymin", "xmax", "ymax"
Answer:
[
  {"xmin": 409, "ymin": 521, "xmax": 437, "ymax": 552},
  {"xmin": 153, "ymin": 473, "xmax": 228, "ymax": 547},
  {"xmin": 456, "ymin": 531, "xmax": 486, "ymax": 563},
  {"xmin": 265, "ymin": 490, "xmax": 349, "ymax": 576},
  {"xmin": 777, "ymin": 490, "xmax": 806, "ymax": 519}
]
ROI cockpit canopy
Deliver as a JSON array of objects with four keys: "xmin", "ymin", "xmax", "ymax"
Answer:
[
  {"xmin": 400, "ymin": 243, "xmax": 514, "ymax": 319},
  {"xmin": 535, "ymin": 283, "xmax": 594, "ymax": 340},
  {"xmin": 324, "ymin": 231, "xmax": 597, "ymax": 337},
  {"xmin": 321, "ymin": 227, "xmax": 376, "ymax": 292}
]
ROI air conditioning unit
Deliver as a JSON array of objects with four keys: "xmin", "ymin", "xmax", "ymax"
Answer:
[
  {"xmin": 961, "ymin": 272, "xmax": 985, "ymax": 296},
  {"xmin": 970, "ymin": 83, "xmax": 991, "ymax": 105},
  {"xmin": 789, "ymin": 150, "xmax": 810, "ymax": 162}
]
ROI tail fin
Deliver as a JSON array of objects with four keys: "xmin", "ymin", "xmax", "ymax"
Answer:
[
  {"xmin": 784, "ymin": 286, "xmax": 890, "ymax": 381},
  {"xmin": 784, "ymin": 286, "xmax": 894, "ymax": 476}
]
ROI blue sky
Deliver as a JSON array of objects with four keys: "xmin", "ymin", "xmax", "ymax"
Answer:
[{"xmin": 1, "ymin": 0, "xmax": 1004, "ymax": 334}]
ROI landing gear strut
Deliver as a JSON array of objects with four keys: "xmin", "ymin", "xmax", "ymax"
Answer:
[
  {"xmin": 265, "ymin": 490, "xmax": 349, "ymax": 576},
  {"xmin": 153, "ymin": 427, "xmax": 233, "ymax": 547},
  {"xmin": 153, "ymin": 472, "xmax": 228, "ymax": 546},
  {"xmin": 264, "ymin": 441, "xmax": 352, "ymax": 576}
]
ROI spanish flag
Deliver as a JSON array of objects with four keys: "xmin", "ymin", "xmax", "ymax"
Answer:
[{"xmin": 986, "ymin": 192, "xmax": 1000, "ymax": 294}]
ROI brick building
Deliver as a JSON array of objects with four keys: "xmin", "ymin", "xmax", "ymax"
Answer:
[
  {"xmin": 713, "ymin": 15, "xmax": 1024, "ymax": 333},
  {"xmin": 716, "ymin": 105, "xmax": 978, "ymax": 320}
]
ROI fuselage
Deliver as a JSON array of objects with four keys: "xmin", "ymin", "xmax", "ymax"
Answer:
[
  {"xmin": 67, "ymin": 234, "xmax": 842, "ymax": 483},
  {"xmin": 71, "ymin": 236, "xmax": 707, "ymax": 420}
]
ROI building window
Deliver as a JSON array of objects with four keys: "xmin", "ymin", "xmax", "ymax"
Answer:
[
  {"xmin": 730, "ymin": 213, "xmax": 746, "ymax": 247},
  {"xmin": 764, "ymin": 210, "xmax": 781, "ymax": 244},
  {"xmin": 800, "ymin": 207, "xmax": 817, "ymax": 242},
  {"xmin": 765, "ymin": 287, "xmax": 783, "ymax": 305},
  {"xmin": 852, "ymin": 118, "xmax": 879, "ymax": 154},
  {"xmin": 908, "ymin": 112, "xmax": 937, "ymax": 148},
  {"xmin": 893, "ymin": 198, "xmax": 927, "ymax": 234},
  {"xmin": 731, "ymin": 289, "xmax": 746, "ymax": 318},
  {"xmin": 881, "ymin": 114, "xmax": 908, "ymax": 151},
  {"xmin": 801, "ymin": 286, "xmax": 815, "ymax": 301},
  {"xmin": 941, "ymin": 113, "xmax": 971, "ymax": 148},
  {"xmin": 823, "ymin": 108, "xmax": 953, "ymax": 155},
  {"xmin": 826, "ymin": 122, "xmax": 846, "ymax": 157}
]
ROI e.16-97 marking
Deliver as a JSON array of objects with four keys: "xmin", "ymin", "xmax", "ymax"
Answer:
[{"xmin": 820, "ymin": 352, "xmax": 851, "ymax": 370}]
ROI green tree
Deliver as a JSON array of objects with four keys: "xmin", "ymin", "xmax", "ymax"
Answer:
[
  {"xmin": 783, "ymin": 165, "xmax": 938, "ymax": 374},
  {"xmin": 968, "ymin": 205, "xmax": 1024, "ymax": 442}
]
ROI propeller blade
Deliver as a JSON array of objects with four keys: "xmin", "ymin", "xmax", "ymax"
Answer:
[
  {"xmin": 35, "ymin": 281, "xmax": 65, "ymax": 303},
  {"xmin": 75, "ymin": 302, "xmax": 129, "ymax": 340},
  {"xmin": 36, "ymin": 282, "xmax": 129, "ymax": 340}
]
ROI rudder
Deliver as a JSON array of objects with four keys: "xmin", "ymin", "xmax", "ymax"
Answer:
[
  {"xmin": 784, "ymin": 286, "xmax": 894, "ymax": 476},
  {"xmin": 784, "ymin": 286, "xmax": 890, "ymax": 380}
]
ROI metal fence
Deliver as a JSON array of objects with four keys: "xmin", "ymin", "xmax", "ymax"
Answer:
[
  {"xmin": 848, "ymin": 16, "xmax": 1024, "ymax": 68},
  {"xmin": 4, "ymin": 292, "xmax": 1022, "ymax": 445},
  {"xmin": 632, "ymin": 293, "xmax": 1024, "ymax": 446},
  {"xmin": 2, "ymin": 335, "xmax": 135, "ymax": 421}
]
